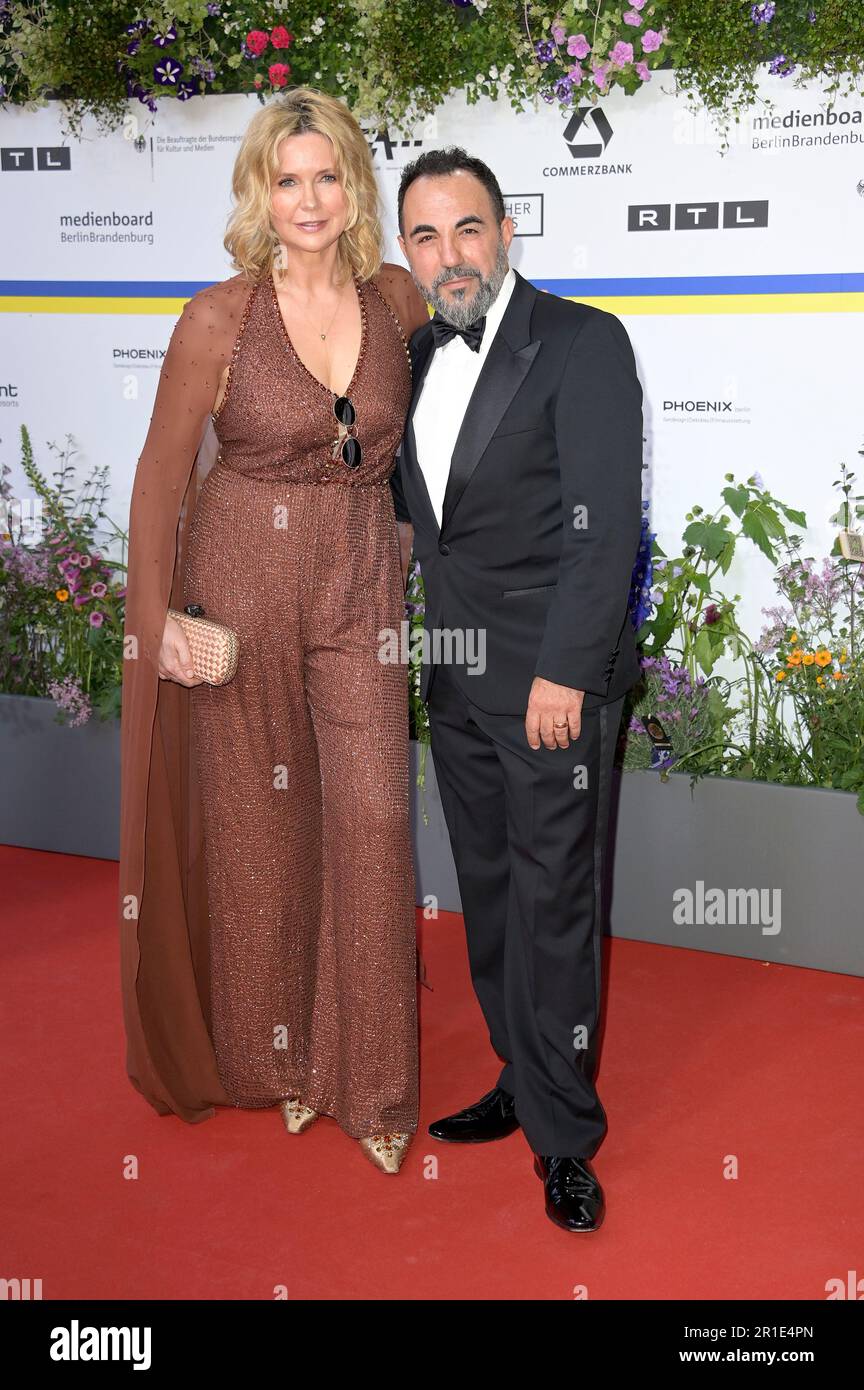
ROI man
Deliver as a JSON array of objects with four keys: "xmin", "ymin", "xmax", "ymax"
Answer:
[{"xmin": 392, "ymin": 148, "xmax": 644, "ymax": 1233}]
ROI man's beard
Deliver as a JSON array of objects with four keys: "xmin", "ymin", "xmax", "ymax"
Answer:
[{"xmin": 410, "ymin": 236, "xmax": 510, "ymax": 329}]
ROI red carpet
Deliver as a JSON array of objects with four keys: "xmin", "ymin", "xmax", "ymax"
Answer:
[{"xmin": 2, "ymin": 842, "xmax": 862, "ymax": 1301}]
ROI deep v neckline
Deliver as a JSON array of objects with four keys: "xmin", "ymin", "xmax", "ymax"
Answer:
[{"xmin": 269, "ymin": 270, "xmax": 367, "ymax": 401}]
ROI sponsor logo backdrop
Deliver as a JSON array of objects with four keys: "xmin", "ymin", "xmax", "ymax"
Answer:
[{"xmin": 1, "ymin": 72, "xmax": 862, "ymax": 649}]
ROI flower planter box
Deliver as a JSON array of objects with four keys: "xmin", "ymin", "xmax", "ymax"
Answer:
[
  {"xmin": 2, "ymin": 705, "xmax": 860, "ymax": 978},
  {"xmin": 410, "ymin": 750, "xmax": 864, "ymax": 979},
  {"xmin": 0, "ymin": 694, "xmax": 120, "ymax": 860}
]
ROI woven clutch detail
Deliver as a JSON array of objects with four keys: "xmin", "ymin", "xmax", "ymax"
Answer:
[{"xmin": 167, "ymin": 607, "xmax": 240, "ymax": 686}]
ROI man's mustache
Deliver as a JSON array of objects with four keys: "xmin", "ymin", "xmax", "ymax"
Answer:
[{"xmin": 433, "ymin": 268, "xmax": 481, "ymax": 291}]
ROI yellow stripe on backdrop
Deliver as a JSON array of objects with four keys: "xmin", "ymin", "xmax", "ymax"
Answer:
[{"xmin": 1, "ymin": 293, "xmax": 862, "ymax": 316}]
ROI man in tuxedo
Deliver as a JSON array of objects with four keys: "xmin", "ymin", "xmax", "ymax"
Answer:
[{"xmin": 391, "ymin": 147, "xmax": 644, "ymax": 1232}]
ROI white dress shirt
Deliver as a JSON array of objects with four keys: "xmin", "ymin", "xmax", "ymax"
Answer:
[{"xmin": 412, "ymin": 266, "xmax": 516, "ymax": 528}]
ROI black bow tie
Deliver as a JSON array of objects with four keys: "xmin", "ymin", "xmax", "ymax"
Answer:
[{"xmin": 430, "ymin": 311, "xmax": 486, "ymax": 353}]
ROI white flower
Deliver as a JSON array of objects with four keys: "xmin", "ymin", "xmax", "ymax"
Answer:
[
  {"xmin": 314, "ymin": 70, "xmax": 322, "ymax": 79},
  {"xmin": 474, "ymin": 0, "xmax": 489, "ymax": 11},
  {"xmin": 489, "ymin": 65, "xmax": 499, "ymax": 79},
  {"xmin": 475, "ymin": 72, "xmax": 485, "ymax": 83},
  {"xmin": 501, "ymin": 63, "xmax": 513, "ymax": 80},
  {"xmin": 311, "ymin": 16, "xmax": 325, "ymax": 35}
]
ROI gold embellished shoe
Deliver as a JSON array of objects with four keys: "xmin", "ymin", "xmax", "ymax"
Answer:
[
  {"xmin": 280, "ymin": 1097, "xmax": 318, "ymax": 1134},
  {"xmin": 357, "ymin": 1132, "xmax": 412, "ymax": 1174}
]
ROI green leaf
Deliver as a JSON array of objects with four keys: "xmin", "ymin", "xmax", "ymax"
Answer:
[
  {"xmin": 740, "ymin": 510, "xmax": 776, "ymax": 562},
  {"xmin": 722, "ymin": 485, "xmax": 749, "ymax": 518}
]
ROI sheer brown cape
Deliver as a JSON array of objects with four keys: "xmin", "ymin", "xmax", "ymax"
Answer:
[{"xmin": 118, "ymin": 263, "xmax": 429, "ymax": 1123}]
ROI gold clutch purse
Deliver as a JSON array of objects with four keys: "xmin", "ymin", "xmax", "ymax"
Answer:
[{"xmin": 166, "ymin": 604, "xmax": 240, "ymax": 686}]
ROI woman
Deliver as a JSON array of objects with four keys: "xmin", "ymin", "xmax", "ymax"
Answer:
[{"xmin": 118, "ymin": 88, "xmax": 428, "ymax": 1173}]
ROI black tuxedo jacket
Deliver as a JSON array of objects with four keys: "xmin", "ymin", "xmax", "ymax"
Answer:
[{"xmin": 390, "ymin": 268, "xmax": 644, "ymax": 715}]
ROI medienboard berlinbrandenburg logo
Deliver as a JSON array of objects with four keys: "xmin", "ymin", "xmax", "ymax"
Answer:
[{"xmin": 563, "ymin": 107, "xmax": 613, "ymax": 159}]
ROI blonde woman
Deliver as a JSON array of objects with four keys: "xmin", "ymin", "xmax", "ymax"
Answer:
[{"xmin": 118, "ymin": 89, "xmax": 428, "ymax": 1172}]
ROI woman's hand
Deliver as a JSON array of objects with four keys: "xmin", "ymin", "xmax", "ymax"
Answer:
[{"xmin": 158, "ymin": 614, "xmax": 204, "ymax": 686}]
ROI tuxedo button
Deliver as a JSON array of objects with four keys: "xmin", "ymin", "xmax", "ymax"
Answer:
[{"xmin": 438, "ymin": 542, "xmax": 451, "ymax": 556}]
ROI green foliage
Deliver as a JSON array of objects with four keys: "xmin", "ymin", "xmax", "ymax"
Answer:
[
  {"xmin": 1, "ymin": 2, "xmax": 861, "ymax": 140},
  {"xmin": 0, "ymin": 425, "xmax": 127, "ymax": 722}
]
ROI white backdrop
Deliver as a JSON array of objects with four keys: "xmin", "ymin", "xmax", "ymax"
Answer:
[{"xmin": 1, "ymin": 72, "xmax": 862, "ymax": 647}]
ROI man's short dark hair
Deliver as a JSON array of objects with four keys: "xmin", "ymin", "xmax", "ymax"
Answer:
[{"xmin": 397, "ymin": 146, "xmax": 506, "ymax": 234}]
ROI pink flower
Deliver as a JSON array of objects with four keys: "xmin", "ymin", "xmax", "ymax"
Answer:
[
  {"xmin": 68, "ymin": 552, "xmax": 81, "ymax": 566},
  {"xmin": 630, "ymin": 0, "xmax": 647, "ymax": 8},
  {"xmin": 567, "ymin": 63, "xmax": 584, "ymax": 84},
  {"xmin": 245, "ymin": 29, "xmax": 269, "ymax": 57},
  {"xmin": 268, "ymin": 62, "xmax": 291, "ymax": 87},
  {"xmin": 609, "ymin": 40, "xmax": 634, "ymax": 67},
  {"xmin": 623, "ymin": 8, "xmax": 643, "ymax": 24},
  {"xmin": 642, "ymin": 28, "xmax": 663, "ymax": 52},
  {"xmin": 552, "ymin": 23, "xmax": 566, "ymax": 44},
  {"xmin": 78, "ymin": 554, "xmax": 91, "ymax": 568},
  {"xmin": 592, "ymin": 63, "xmax": 610, "ymax": 90},
  {"xmin": 567, "ymin": 33, "xmax": 591, "ymax": 59},
  {"xmin": 270, "ymin": 26, "xmax": 293, "ymax": 49},
  {"xmin": 90, "ymin": 581, "xmax": 107, "ymax": 598},
  {"xmin": 635, "ymin": 61, "xmax": 651, "ymax": 81},
  {"xmin": 89, "ymin": 611, "xmax": 104, "ymax": 628}
]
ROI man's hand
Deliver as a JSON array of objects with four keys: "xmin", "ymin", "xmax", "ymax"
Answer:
[{"xmin": 525, "ymin": 676, "xmax": 585, "ymax": 750}]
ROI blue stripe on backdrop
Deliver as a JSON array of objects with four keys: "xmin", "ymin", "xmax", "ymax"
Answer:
[{"xmin": 1, "ymin": 273, "xmax": 863, "ymax": 299}]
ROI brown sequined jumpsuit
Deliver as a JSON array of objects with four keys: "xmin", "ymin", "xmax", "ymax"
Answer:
[{"xmin": 181, "ymin": 272, "xmax": 418, "ymax": 1137}]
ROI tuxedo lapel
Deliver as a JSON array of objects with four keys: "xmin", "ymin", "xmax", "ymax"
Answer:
[
  {"xmin": 401, "ymin": 326, "xmax": 441, "ymax": 533},
  {"xmin": 440, "ymin": 271, "xmax": 540, "ymax": 533}
]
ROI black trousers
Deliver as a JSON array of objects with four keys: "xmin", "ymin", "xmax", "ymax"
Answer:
[{"xmin": 426, "ymin": 659, "xmax": 624, "ymax": 1158}]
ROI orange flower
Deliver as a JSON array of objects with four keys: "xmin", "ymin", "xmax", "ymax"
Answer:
[
  {"xmin": 786, "ymin": 651, "xmax": 802, "ymax": 666},
  {"xmin": 815, "ymin": 649, "xmax": 832, "ymax": 667},
  {"xmin": 816, "ymin": 675, "xmax": 825, "ymax": 686},
  {"xmin": 833, "ymin": 670, "xmax": 844, "ymax": 680},
  {"xmin": 55, "ymin": 588, "xmax": 69, "ymax": 602},
  {"xmin": 775, "ymin": 670, "xmax": 787, "ymax": 681},
  {"xmin": 789, "ymin": 632, "xmax": 799, "ymax": 643},
  {"xmin": 802, "ymin": 652, "xmax": 815, "ymax": 666}
]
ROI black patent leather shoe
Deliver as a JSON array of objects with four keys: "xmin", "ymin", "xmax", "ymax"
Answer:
[
  {"xmin": 428, "ymin": 1086, "xmax": 520, "ymax": 1143},
  {"xmin": 533, "ymin": 1154, "xmax": 605, "ymax": 1232}
]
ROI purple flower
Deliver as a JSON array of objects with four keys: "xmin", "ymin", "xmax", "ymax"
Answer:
[
  {"xmin": 89, "ymin": 611, "xmax": 105, "ymax": 628},
  {"xmin": 48, "ymin": 676, "xmax": 92, "ymax": 727},
  {"xmin": 768, "ymin": 53, "xmax": 796, "ymax": 77},
  {"xmin": 90, "ymin": 581, "xmax": 107, "ymax": 598},
  {"xmin": 553, "ymin": 75, "xmax": 574, "ymax": 103},
  {"xmin": 177, "ymin": 81, "xmax": 197, "ymax": 101},
  {"xmin": 552, "ymin": 23, "xmax": 566, "ymax": 44},
  {"xmin": 750, "ymin": 2, "xmax": 776, "ymax": 23},
  {"xmin": 703, "ymin": 604, "xmax": 720, "ymax": 626},
  {"xmin": 154, "ymin": 57, "xmax": 184, "ymax": 86},
  {"xmin": 567, "ymin": 33, "xmax": 591, "ymax": 59},
  {"xmin": 535, "ymin": 39, "xmax": 556, "ymax": 63},
  {"xmin": 641, "ymin": 28, "xmax": 663, "ymax": 52},
  {"xmin": 153, "ymin": 23, "xmax": 178, "ymax": 47},
  {"xmin": 609, "ymin": 40, "xmax": 634, "ymax": 68},
  {"xmin": 623, "ymin": 9, "xmax": 643, "ymax": 26},
  {"xmin": 206, "ymin": 2, "xmax": 221, "ymax": 12}
]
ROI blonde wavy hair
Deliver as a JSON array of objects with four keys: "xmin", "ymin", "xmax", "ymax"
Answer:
[{"xmin": 224, "ymin": 88, "xmax": 383, "ymax": 284}]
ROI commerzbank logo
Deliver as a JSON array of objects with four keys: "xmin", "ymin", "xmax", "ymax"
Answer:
[
  {"xmin": 543, "ymin": 107, "xmax": 631, "ymax": 177},
  {"xmin": 563, "ymin": 106, "xmax": 614, "ymax": 159}
]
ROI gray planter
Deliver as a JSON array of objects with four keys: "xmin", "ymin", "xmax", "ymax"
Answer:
[
  {"xmin": 0, "ymin": 694, "xmax": 120, "ymax": 859},
  {"xmin": 2, "ymin": 699, "xmax": 860, "ymax": 978},
  {"xmin": 409, "ymin": 748, "xmax": 864, "ymax": 979}
]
